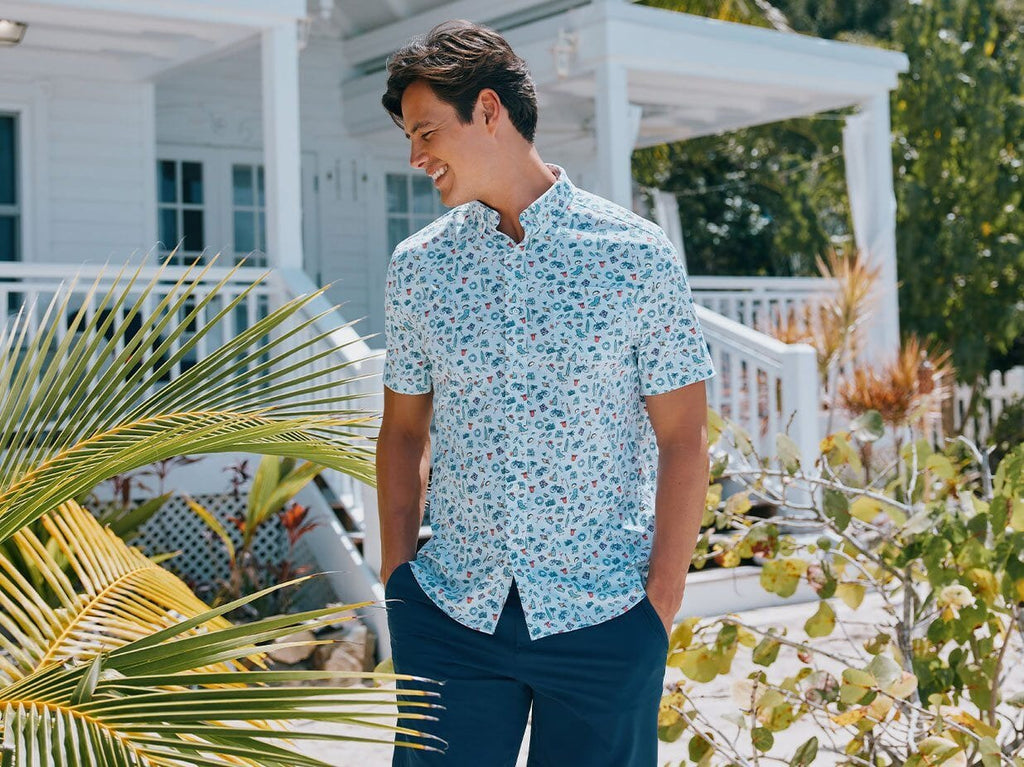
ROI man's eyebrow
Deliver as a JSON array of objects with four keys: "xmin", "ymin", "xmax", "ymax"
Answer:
[{"xmin": 403, "ymin": 120, "xmax": 432, "ymax": 139}]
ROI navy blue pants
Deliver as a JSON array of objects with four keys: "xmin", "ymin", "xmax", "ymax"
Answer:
[{"xmin": 385, "ymin": 561, "xmax": 668, "ymax": 766}]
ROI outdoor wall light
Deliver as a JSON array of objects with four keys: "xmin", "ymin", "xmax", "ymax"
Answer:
[{"xmin": 0, "ymin": 20, "xmax": 28, "ymax": 47}]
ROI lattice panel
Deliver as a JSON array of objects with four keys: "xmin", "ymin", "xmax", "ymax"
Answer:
[{"xmin": 130, "ymin": 493, "xmax": 290, "ymax": 591}]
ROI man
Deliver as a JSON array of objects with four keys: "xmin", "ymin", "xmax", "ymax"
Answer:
[{"xmin": 376, "ymin": 20, "xmax": 715, "ymax": 766}]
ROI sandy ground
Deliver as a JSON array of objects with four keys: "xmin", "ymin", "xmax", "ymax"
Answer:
[{"xmin": 289, "ymin": 593, "xmax": 1024, "ymax": 766}]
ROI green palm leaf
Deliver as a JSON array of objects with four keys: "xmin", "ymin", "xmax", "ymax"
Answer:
[
  {"xmin": 243, "ymin": 456, "xmax": 323, "ymax": 550},
  {"xmin": 0, "ymin": 255, "xmax": 378, "ymax": 545}
]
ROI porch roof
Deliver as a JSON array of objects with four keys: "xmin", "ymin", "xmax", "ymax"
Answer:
[
  {"xmin": 341, "ymin": 0, "xmax": 908, "ymax": 144},
  {"xmin": 0, "ymin": 0, "xmax": 306, "ymax": 81},
  {"xmin": 540, "ymin": 1, "xmax": 909, "ymax": 147}
]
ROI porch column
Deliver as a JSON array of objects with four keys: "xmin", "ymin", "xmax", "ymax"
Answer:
[
  {"xmin": 261, "ymin": 22, "xmax": 304, "ymax": 270},
  {"xmin": 842, "ymin": 92, "xmax": 901, "ymax": 361},
  {"xmin": 594, "ymin": 60, "xmax": 634, "ymax": 208}
]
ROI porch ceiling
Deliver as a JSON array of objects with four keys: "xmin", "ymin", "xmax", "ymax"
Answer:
[{"xmin": 0, "ymin": 0, "xmax": 305, "ymax": 81}]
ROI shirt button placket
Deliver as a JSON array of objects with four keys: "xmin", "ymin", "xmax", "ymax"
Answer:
[
  {"xmin": 502, "ymin": 236, "xmax": 527, "ymax": 591},
  {"xmin": 498, "ymin": 237, "xmax": 516, "ymax": 569}
]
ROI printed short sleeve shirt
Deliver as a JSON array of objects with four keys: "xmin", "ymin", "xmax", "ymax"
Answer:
[{"xmin": 383, "ymin": 165, "xmax": 715, "ymax": 640}]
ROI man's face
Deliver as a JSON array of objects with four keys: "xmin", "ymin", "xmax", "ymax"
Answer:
[{"xmin": 401, "ymin": 79, "xmax": 493, "ymax": 208}]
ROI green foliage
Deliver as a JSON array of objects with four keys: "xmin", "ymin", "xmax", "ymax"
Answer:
[
  {"xmin": 633, "ymin": 119, "xmax": 850, "ymax": 277},
  {"xmin": 661, "ymin": 409, "xmax": 1024, "ymax": 765},
  {"xmin": 633, "ymin": 0, "xmax": 1024, "ymax": 380},
  {"xmin": 892, "ymin": 0, "xmax": 1024, "ymax": 382},
  {"xmin": 770, "ymin": 0, "xmax": 902, "ymax": 40},
  {"xmin": 990, "ymin": 395, "xmax": 1024, "ymax": 466}
]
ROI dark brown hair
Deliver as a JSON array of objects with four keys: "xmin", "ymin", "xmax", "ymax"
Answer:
[{"xmin": 381, "ymin": 20, "xmax": 538, "ymax": 143}]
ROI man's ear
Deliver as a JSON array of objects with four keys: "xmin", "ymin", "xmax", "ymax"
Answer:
[{"xmin": 477, "ymin": 89, "xmax": 502, "ymax": 134}]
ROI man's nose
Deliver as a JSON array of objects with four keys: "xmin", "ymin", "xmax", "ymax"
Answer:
[{"xmin": 409, "ymin": 141, "xmax": 427, "ymax": 169}]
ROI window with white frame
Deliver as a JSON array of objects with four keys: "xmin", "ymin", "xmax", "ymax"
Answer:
[
  {"xmin": 0, "ymin": 114, "xmax": 20, "ymax": 262},
  {"xmin": 157, "ymin": 159, "xmax": 206, "ymax": 265},
  {"xmin": 231, "ymin": 163, "xmax": 266, "ymax": 267},
  {"xmin": 386, "ymin": 173, "xmax": 446, "ymax": 253},
  {"xmin": 156, "ymin": 150, "xmax": 315, "ymax": 269}
]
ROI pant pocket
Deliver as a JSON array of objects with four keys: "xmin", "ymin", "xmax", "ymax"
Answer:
[
  {"xmin": 638, "ymin": 596, "xmax": 670, "ymax": 646},
  {"xmin": 384, "ymin": 561, "xmax": 413, "ymax": 599}
]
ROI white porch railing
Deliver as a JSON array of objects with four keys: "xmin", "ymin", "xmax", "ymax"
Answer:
[
  {"xmin": 696, "ymin": 305, "xmax": 821, "ymax": 470},
  {"xmin": 689, "ymin": 275, "xmax": 835, "ymax": 329}
]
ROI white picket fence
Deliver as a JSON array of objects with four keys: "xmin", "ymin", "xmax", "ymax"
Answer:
[
  {"xmin": 689, "ymin": 275, "xmax": 835, "ymax": 330},
  {"xmin": 952, "ymin": 366, "xmax": 1024, "ymax": 445}
]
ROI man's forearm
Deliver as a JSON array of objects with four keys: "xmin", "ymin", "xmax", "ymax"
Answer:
[
  {"xmin": 376, "ymin": 429, "xmax": 430, "ymax": 582},
  {"xmin": 645, "ymin": 442, "xmax": 710, "ymax": 611}
]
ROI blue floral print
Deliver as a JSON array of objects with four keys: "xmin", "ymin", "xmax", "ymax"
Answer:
[{"xmin": 383, "ymin": 166, "xmax": 715, "ymax": 640}]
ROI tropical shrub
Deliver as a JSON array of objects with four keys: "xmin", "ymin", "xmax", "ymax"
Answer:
[
  {"xmin": 0, "ymin": 256, "xmax": 437, "ymax": 764},
  {"xmin": 659, "ymin": 408, "xmax": 1024, "ymax": 766}
]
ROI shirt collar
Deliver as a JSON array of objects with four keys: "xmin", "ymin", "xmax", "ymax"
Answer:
[{"xmin": 465, "ymin": 164, "xmax": 574, "ymax": 236}]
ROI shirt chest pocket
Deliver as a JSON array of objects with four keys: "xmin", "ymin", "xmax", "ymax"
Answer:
[{"xmin": 530, "ymin": 286, "xmax": 626, "ymax": 380}]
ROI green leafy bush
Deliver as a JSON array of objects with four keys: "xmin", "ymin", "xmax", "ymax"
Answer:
[{"xmin": 660, "ymin": 409, "xmax": 1024, "ymax": 767}]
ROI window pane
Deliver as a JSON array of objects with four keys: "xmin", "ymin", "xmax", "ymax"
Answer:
[
  {"xmin": 387, "ymin": 218, "xmax": 409, "ymax": 253},
  {"xmin": 258, "ymin": 210, "xmax": 265, "ymax": 251},
  {"xmin": 386, "ymin": 174, "xmax": 407, "ymax": 214},
  {"xmin": 182, "ymin": 209, "xmax": 204, "ymax": 251},
  {"xmin": 0, "ymin": 116, "xmax": 15, "ymax": 206},
  {"xmin": 257, "ymin": 165, "xmax": 264, "ymax": 207},
  {"xmin": 411, "ymin": 175, "xmax": 435, "ymax": 214},
  {"xmin": 159, "ymin": 208, "xmax": 177, "ymax": 247},
  {"xmin": 233, "ymin": 165, "xmax": 253, "ymax": 207},
  {"xmin": 182, "ymin": 162, "xmax": 203, "ymax": 205},
  {"xmin": 158, "ymin": 160, "xmax": 177, "ymax": 204},
  {"xmin": 234, "ymin": 211, "xmax": 254, "ymax": 253},
  {"xmin": 0, "ymin": 216, "xmax": 17, "ymax": 261}
]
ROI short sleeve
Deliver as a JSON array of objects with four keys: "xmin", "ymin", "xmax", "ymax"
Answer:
[
  {"xmin": 634, "ymin": 239, "xmax": 715, "ymax": 396},
  {"xmin": 383, "ymin": 252, "xmax": 432, "ymax": 394}
]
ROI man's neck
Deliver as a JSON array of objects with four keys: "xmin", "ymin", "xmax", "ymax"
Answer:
[{"xmin": 479, "ymin": 151, "xmax": 557, "ymax": 243}]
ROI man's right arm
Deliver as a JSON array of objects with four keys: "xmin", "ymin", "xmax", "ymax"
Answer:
[{"xmin": 376, "ymin": 385, "xmax": 433, "ymax": 585}]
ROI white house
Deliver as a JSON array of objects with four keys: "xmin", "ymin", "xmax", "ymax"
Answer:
[{"xmin": 0, "ymin": 0, "xmax": 909, "ymax": 640}]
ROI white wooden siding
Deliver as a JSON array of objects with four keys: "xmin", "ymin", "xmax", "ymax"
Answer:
[
  {"xmin": 154, "ymin": 37, "xmax": 380, "ymax": 338},
  {"xmin": 0, "ymin": 77, "xmax": 151, "ymax": 264}
]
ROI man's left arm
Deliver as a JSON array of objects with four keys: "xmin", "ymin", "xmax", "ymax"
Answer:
[
  {"xmin": 631, "ymin": 234, "xmax": 716, "ymax": 633},
  {"xmin": 643, "ymin": 380, "xmax": 710, "ymax": 635}
]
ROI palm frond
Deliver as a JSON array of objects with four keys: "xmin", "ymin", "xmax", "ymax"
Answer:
[
  {"xmin": 0, "ymin": 501, "xmax": 441, "ymax": 765},
  {"xmin": 0, "ymin": 254, "xmax": 379, "ymax": 545},
  {"xmin": 0, "ymin": 500, "xmax": 242, "ymax": 685}
]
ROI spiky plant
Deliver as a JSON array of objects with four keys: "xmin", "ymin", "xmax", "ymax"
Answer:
[
  {"xmin": 760, "ymin": 249, "xmax": 880, "ymax": 433},
  {"xmin": 0, "ymin": 255, "xmax": 438, "ymax": 765},
  {"xmin": 839, "ymin": 335, "xmax": 954, "ymax": 432},
  {"xmin": 838, "ymin": 335, "xmax": 955, "ymax": 478},
  {"xmin": 814, "ymin": 248, "xmax": 879, "ymax": 373}
]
